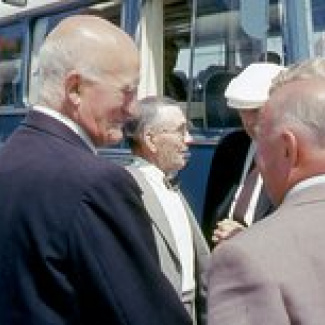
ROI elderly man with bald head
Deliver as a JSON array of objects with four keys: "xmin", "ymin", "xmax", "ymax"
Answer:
[
  {"xmin": 208, "ymin": 58, "xmax": 325, "ymax": 325},
  {"xmin": 0, "ymin": 15, "xmax": 191, "ymax": 325}
]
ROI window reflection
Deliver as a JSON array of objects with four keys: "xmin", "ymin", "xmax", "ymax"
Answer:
[
  {"xmin": 163, "ymin": 0, "xmax": 283, "ymax": 129},
  {"xmin": 0, "ymin": 23, "xmax": 24, "ymax": 107},
  {"xmin": 163, "ymin": 1, "xmax": 191, "ymax": 103}
]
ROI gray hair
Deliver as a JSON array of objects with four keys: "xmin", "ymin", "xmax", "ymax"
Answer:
[
  {"xmin": 37, "ymin": 29, "xmax": 104, "ymax": 106},
  {"xmin": 270, "ymin": 57, "xmax": 325, "ymax": 93},
  {"xmin": 267, "ymin": 58, "xmax": 325, "ymax": 144},
  {"xmin": 124, "ymin": 96, "xmax": 179, "ymax": 148}
]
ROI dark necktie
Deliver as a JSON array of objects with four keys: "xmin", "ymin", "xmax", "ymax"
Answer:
[
  {"xmin": 163, "ymin": 176, "xmax": 179, "ymax": 191},
  {"xmin": 232, "ymin": 167, "xmax": 259, "ymax": 226}
]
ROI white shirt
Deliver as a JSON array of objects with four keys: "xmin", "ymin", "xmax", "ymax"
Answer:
[
  {"xmin": 33, "ymin": 105, "xmax": 97, "ymax": 154},
  {"xmin": 244, "ymin": 173, "xmax": 263, "ymax": 226},
  {"xmin": 137, "ymin": 162, "xmax": 195, "ymax": 294}
]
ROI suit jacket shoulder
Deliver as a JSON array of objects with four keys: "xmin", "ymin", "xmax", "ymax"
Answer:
[
  {"xmin": 126, "ymin": 164, "xmax": 210, "ymax": 325},
  {"xmin": 208, "ymin": 183, "xmax": 325, "ymax": 325},
  {"xmin": 0, "ymin": 111, "xmax": 192, "ymax": 325}
]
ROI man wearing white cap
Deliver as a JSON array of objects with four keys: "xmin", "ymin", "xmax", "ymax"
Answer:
[{"xmin": 212, "ymin": 62, "xmax": 286, "ymax": 244}]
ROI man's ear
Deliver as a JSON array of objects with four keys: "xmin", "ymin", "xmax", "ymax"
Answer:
[
  {"xmin": 144, "ymin": 130, "xmax": 158, "ymax": 153},
  {"xmin": 65, "ymin": 71, "xmax": 81, "ymax": 106},
  {"xmin": 282, "ymin": 129, "xmax": 298, "ymax": 168}
]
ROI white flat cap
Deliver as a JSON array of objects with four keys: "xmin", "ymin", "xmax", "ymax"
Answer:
[{"xmin": 225, "ymin": 62, "xmax": 286, "ymax": 110}]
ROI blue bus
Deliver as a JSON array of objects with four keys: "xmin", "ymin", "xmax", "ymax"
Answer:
[{"xmin": 0, "ymin": 0, "xmax": 324, "ymax": 234}]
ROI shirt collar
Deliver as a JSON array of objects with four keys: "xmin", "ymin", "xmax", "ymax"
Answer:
[
  {"xmin": 33, "ymin": 105, "xmax": 97, "ymax": 154},
  {"xmin": 284, "ymin": 174, "xmax": 325, "ymax": 202},
  {"xmin": 133, "ymin": 157, "xmax": 165, "ymax": 180}
]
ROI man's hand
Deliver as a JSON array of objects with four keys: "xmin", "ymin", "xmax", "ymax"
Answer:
[{"xmin": 212, "ymin": 219, "xmax": 246, "ymax": 245}]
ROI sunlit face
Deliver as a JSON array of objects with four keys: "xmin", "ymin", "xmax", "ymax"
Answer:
[
  {"xmin": 150, "ymin": 105, "xmax": 192, "ymax": 174},
  {"xmin": 77, "ymin": 70, "xmax": 139, "ymax": 146},
  {"xmin": 255, "ymin": 102, "xmax": 289, "ymax": 205},
  {"xmin": 70, "ymin": 36, "xmax": 140, "ymax": 147}
]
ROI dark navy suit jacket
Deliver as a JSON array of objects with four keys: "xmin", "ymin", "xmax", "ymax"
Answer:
[{"xmin": 0, "ymin": 110, "xmax": 191, "ymax": 325}]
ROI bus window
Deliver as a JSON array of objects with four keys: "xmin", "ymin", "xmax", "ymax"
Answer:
[
  {"xmin": 0, "ymin": 22, "xmax": 24, "ymax": 108},
  {"xmin": 29, "ymin": 1, "xmax": 122, "ymax": 106},
  {"xmin": 163, "ymin": 0, "xmax": 199, "ymax": 126},
  {"xmin": 168, "ymin": 0, "xmax": 284, "ymax": 129},
  {"xmin": 164, "ymin": 1, "xmax": 191, "ymax": 101},
  {"xmin": 164, "ymin": 36, "xmax": 188, "ymax": 102}
]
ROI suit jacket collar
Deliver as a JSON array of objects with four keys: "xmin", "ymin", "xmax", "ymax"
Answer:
[
  {"xmin": 126, "ymin": 162, "xmax": 209, "ymax": 264},
  {"xmin": 126, "ymin": 164, "xmax": 179, "ymax": 260},
  {"xmin": 22, "ymin": 110, "xmax": 93, "ymax": 153},
  {"xmin": 281, "ymin": 182, "xmax": 325, "ymax": 208}
]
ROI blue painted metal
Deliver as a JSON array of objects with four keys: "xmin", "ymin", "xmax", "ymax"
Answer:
[
  {"xmin": 0, "ymin": 114, "xmax": 25, "ymax": 142},
  {"xmin": 179, "ymin": 141, "xmax": 217, "ymax": 224},
  {"xmin": 282, "ymin": 0, "xmax": 313, "ymax": 62},
  {"xmin": 177, "ymin": 128, "xmax": 223, "ymax": 223}
]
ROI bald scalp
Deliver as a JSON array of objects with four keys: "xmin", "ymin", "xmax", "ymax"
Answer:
[
  {"xmin": 37, "ymin": 14, "xmax": 138, "ymax": 107},
  {"xmin": 45, "ymin": 15, "xmax": 134, "ymax": 51},
  {"xmin": 44, "ymin": 14, "xmax": 137, "ymax": 71}
]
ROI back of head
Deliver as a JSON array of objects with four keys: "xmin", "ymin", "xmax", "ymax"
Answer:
[
  {"xmin": 270, "ymin": 57, "xmax": 325, "ymax": 94},
  {"xmin": 257, "ymin": 58, "xmax": 325, "ymax": 205},
  {"xmin": 225, "ymin": 62, "xmax": 286, "ymax": 110},
  {"xmin": 37, "ymin": 15, "xmax": 137, "ymax": 108},
  {"xmin": 267, "ymin": 58, "xmax": 325, "ymax": 143}
]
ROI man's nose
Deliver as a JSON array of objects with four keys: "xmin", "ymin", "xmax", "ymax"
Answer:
[{"xmin": 184, "ymin": 130, "xmax": 193, "ymax": 144}]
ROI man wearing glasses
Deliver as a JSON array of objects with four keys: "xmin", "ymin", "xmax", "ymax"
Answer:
[{"xmin": 124, "ymin": 96, "xmax": 210, "ymax": 325}]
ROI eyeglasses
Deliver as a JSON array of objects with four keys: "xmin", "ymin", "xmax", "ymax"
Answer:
[
  {"xmin": 147, "ymin": 121, "xmax": 193, "ymax": 142},
  {"xmin": 160, "ymin": 124, "xmax": 190, "ymax": 139}
]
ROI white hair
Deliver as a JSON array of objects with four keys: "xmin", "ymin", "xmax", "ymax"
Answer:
[
  {"xmin": 124, "ymin": 96, "xmax": 180, "ymax": 148},
  {"xmin": 268, "ymin": 58, "xmax": 325, "ymax": 145},
  {"xmin": 36, "ymin": 32, "xmax": 104, "ymax": 107}
]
